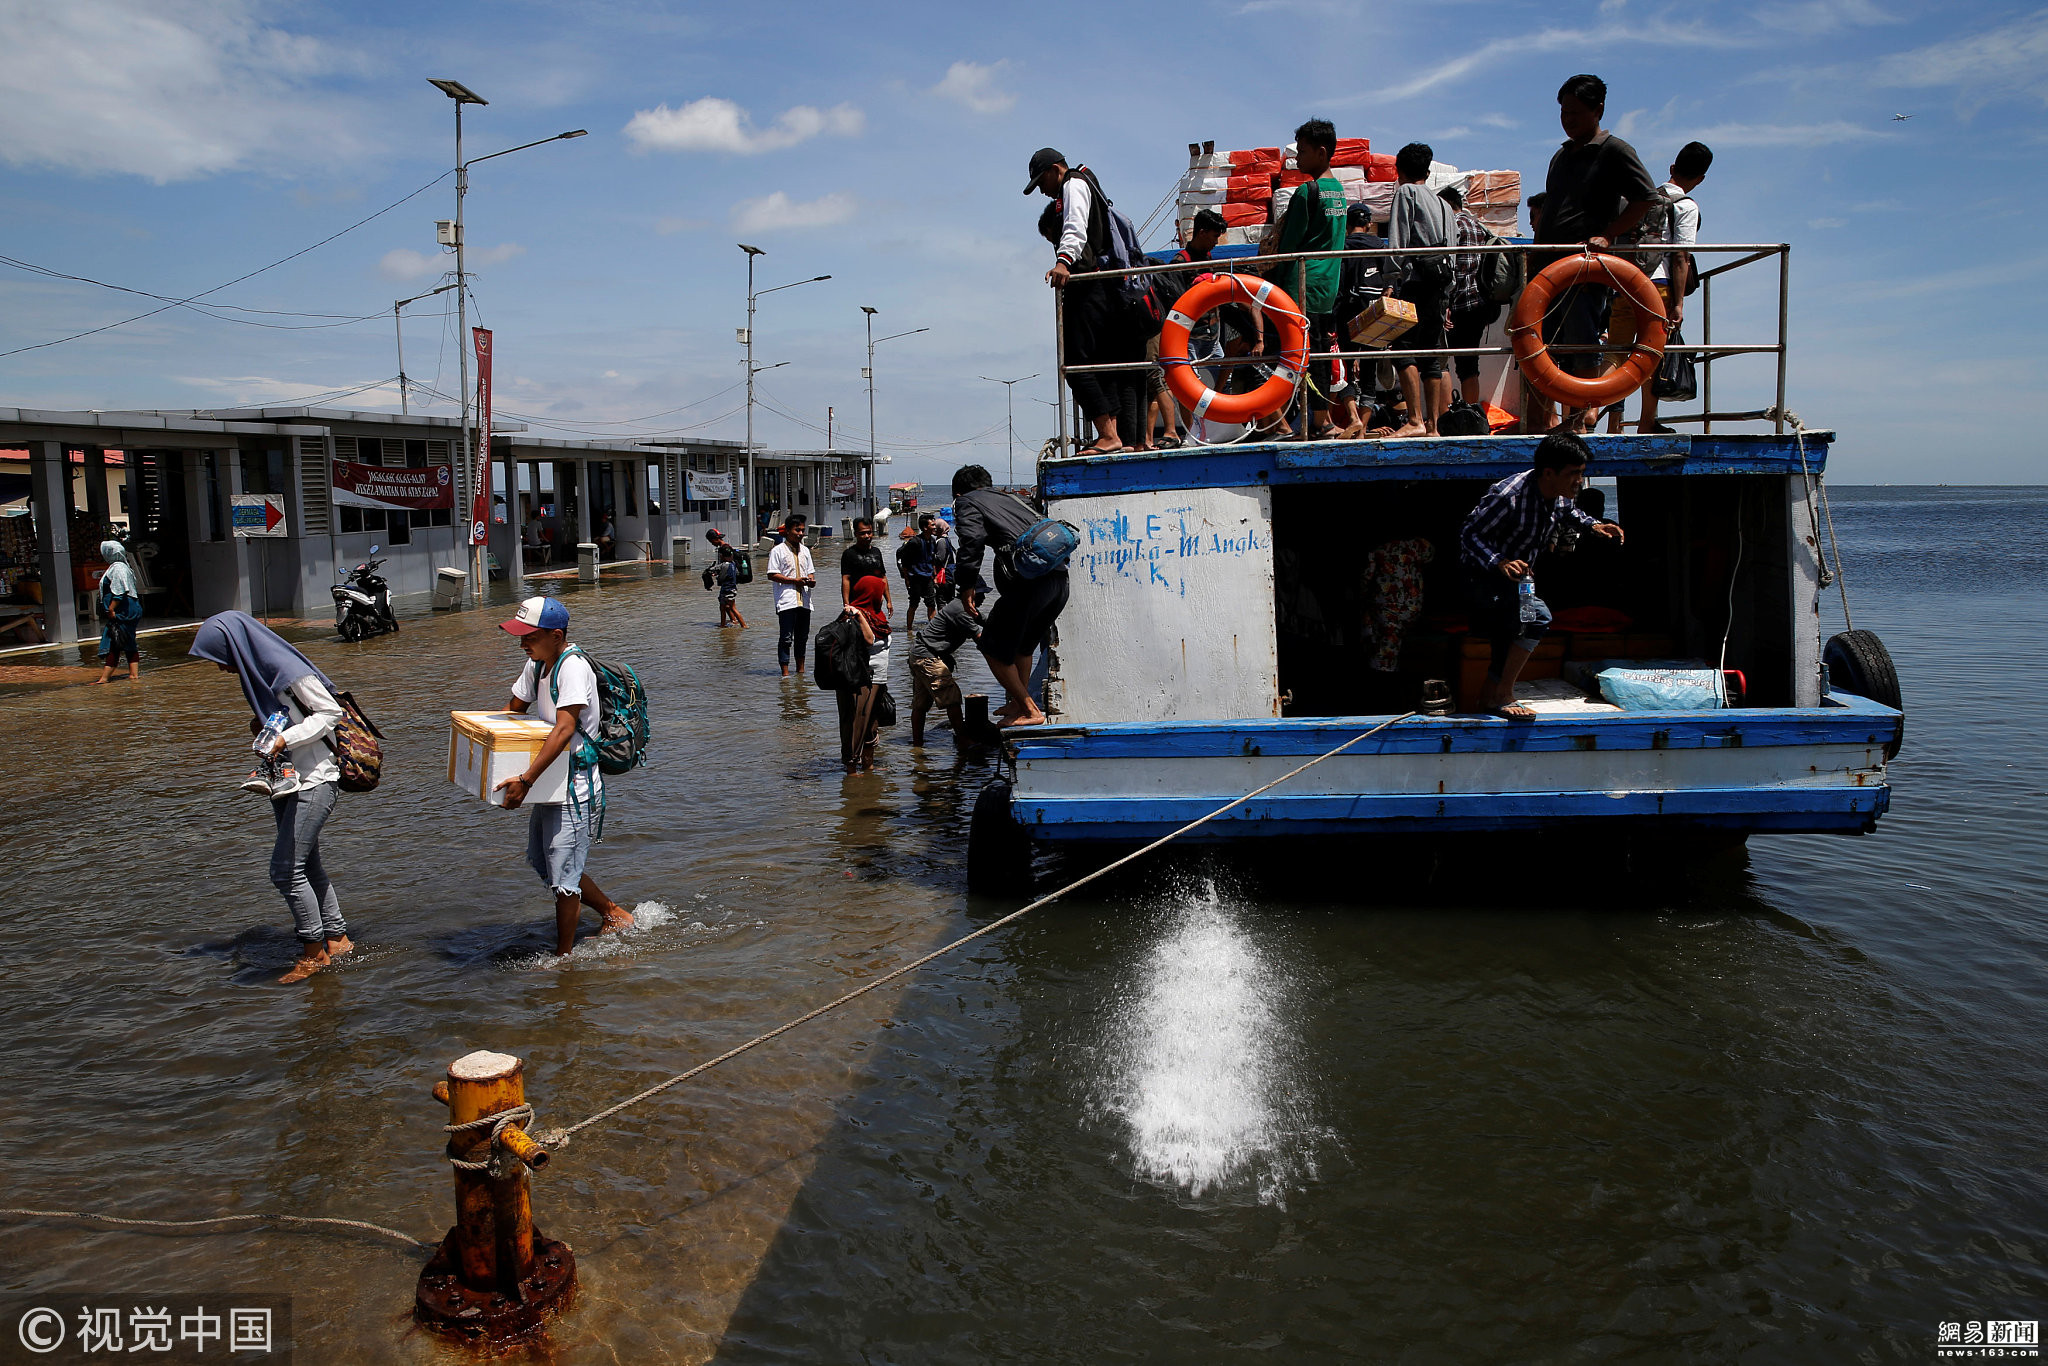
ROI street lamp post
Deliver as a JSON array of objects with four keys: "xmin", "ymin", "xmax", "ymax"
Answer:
[
  {"xmin": 978, "ymin": 373, "xmax": 1040, "ymax": 486},
  {"xmin": 392, "ymin": 282, "xmax": 458, "ymax": 416},
  {"xmin": 430, "ymin": 77, "xmax": 585, "ymax": 600},
  {"xmin": 861, "ymin": 307, "xmax": 927, "ymax": 519},
  {"xmin": 738, "ymin": 245, "xmax": 829, "ymax": 542}
]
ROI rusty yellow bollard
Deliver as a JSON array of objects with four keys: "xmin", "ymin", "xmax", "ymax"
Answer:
[{"xmin": 415, "ymin": 1050, "xmax": 577, "ymax": 1339}]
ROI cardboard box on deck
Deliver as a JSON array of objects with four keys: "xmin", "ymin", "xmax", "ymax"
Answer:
[
  {"xmin": 1349, "ymin": 295, "xmax": 1418, "ymax": 347},
  {"xmin": 449, "ymin": 710, "xmax": 570, "ymax": 807}
]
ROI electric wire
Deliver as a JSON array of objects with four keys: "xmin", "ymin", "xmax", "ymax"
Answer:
[
  {"xmin": 0, "ymin": 253, "xmax": 391, "ymax": 329},
  {"xmin": 0, "ymin": 170, "xmax": 454, "ymax": 360}
]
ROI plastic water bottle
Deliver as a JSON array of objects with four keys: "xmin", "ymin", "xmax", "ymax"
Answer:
[
  {"xmin": 253, "ymin": 710, "xmax": 290, "ymax": 754},
  {"xmin": 1517, "ymin": 573, "xmax": 1541, "ymax": 624}
]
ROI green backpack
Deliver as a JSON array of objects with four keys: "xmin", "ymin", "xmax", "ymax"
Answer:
[{"xmin": 541, "ymin": 646, "xmax": 650, "ymax": 777}]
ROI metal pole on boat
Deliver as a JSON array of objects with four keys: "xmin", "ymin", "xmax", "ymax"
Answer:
[
  {"xmin": 1702, "ymin": 275, "xmax": 1713, "ymax": 435},
  {"xmin": 1053, "ymin": 287, "xmax": 1070, "ymax": 462},
  {"xmin": 416, "ymin": 1050, "xmax": 576, "ymax": 1339},
  {"xmin": 1774, "ymin": 244, "xmax": 1790, "ymax": 436}
]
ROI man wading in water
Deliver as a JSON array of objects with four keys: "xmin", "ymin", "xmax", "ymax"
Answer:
[{"xmin": 494, "ymin": 596, "xmax": 634, "ymax": 956}]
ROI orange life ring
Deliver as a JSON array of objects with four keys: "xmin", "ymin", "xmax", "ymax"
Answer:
[
  {"xmin": 1157, "ymin": 275, "xmax": 1309, "ymax": 425},
  {"xmin": 1508, "ymin": 252, "xmax": 1668, "ymax": 409}
]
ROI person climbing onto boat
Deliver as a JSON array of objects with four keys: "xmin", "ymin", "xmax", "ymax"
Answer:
[
  {"xmin": 1458, "ymin": 430, "xmax": 1623, "ymax": 719},
  {"xmin": 93, "ymin": 539, "xmax": 143, "ymax": 684},
  {"xmin": 495, "ymin": 596, "xmax": 635, "ymax": 957},
  {"xmin": 909, "ymin": 578, "xmax": 985, "ymax": 745},
  {"xmin": 953, "ymin": 464, "xmax": 1066, "ymax": 728},
  {"xmin": 189, "ymin": 611, "xmax": 354, "ymax": 983}
]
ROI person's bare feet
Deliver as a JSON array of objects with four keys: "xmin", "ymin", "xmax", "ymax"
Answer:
[
  {"xmin": 326, "ymin": 935, "xmax": 354, "ymax": 958},
  {"xmin": 1391, "ymin": 421, "xmax": 1429, "ymax": 438},
  {"xmin": 278, "ymin": 948, "xmax": 330, "ymax": 983},
  {"xmin": 597, "ymin": 906, "xmax": 635, "ymax": 934},
  {"xmin": 999, "ymin": 710, "xmax": 1047, "ymax": 728}
]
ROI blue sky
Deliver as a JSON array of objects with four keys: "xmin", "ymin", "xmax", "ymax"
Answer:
[{"xmin": 0, "ymin": 0, "xmax": 2042, "ymax": 485}]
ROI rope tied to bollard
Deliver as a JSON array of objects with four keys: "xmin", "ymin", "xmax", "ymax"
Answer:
[
  {"xmin": 0, "ymin": 1206, "xmax": 433, "ymax": 1250},
  {"xmin": 445, "ymin": 1102, "xmax": 536, "ymax": 1175},
  {"xmin": 532, "ymin": 711, "xmax": 1424, "ymax": 1155}
]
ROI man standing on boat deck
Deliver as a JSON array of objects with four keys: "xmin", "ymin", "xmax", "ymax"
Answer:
[
  {"xmin": 1534, "ymin": 74, "xmax": 1658, "ymax": 433},
  {"xmin": 1459, "ymin": 431, "xmax": 1623, "ymax": 719},
  {"xmin": 1266, "ymin": 119, "xmax": 1349, "ymax": 438},
  {"xmin": 1030, "ymin": 148, "xmax": 1146, "ymax": 456},
  {"xmin": 953, "ymin": 464, "xmax": 1065, "ymax": 728}
]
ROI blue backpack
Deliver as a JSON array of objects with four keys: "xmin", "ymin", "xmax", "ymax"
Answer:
[{"xmin": 1002, "ymin": 495, "xmax": 1080, "ymax": 579}]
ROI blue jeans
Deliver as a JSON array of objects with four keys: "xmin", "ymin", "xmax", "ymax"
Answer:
[
  {"xmin": 777, "ymin": 606, "xmax": 812, "ymax": 669},
  {"xmin": 271, "ymin": 781, "xmax": 344, "ymax": 944}
]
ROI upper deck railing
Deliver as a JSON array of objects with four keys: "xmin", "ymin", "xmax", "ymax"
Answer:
[{"xmin": 1051, "ymin": 241, "xmax": 1790, "ymax": 458}]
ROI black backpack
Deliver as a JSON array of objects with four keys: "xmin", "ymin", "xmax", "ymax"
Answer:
[
  {"xmin": 1438, "ymin": 396, "xmax": 1490, "ymax": 436},
  {"xmin": 813, "ymin": 614, "xmax": 873, "ymax": 691},
  {"xmin": 1477, "ymin": 228, "xmax": 1518, "ymax": 304}
]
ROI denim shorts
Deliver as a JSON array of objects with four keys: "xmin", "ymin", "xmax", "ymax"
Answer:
[{"xmin": 527, "ymin": 802, "xmax": 593, "ymax": 896}]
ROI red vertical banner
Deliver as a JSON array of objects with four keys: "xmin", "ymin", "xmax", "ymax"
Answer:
[{"xmin": 469, "ymin": 327, "xmax": 494, "ymax": 546}]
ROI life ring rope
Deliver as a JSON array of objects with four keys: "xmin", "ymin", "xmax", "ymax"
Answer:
[
  {"xmin": 1508, "ymin": 249, "xmax": 1669, "ymax": 409},
  {"xmin": 1155, "ymin": 274, "xmax": 1310, "ymax": 427}
]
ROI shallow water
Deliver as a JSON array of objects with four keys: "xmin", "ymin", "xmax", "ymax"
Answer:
[{"xmin": 4, "ymin": 487, "xmax": 2047, "ymax": 1363}]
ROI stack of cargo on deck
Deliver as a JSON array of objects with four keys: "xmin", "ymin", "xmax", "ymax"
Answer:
[{"xmin": 1174, "ymin": 139, "xmax": 1521, "ymax": 249}]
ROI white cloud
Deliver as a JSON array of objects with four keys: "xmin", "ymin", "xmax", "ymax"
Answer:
[
  {"xmin": 731, "ymin": 191, "xmax": 856, "ymax": 233},
  {"xmin": 378, "ymin": 243, "xmax": 523, "ymax": 281},
  {"xmin": 1367, "ymin": 23, "xmax": 1749, "ymax": 101},
  {"xmin": 1756, "ymin": 0, "xmax": 1899, "ymax": 35},
  {"xmin": 1688, "ymin": 120, "xmax": 1883, "ymax": 146},
  {"xmin": 0, "ymin": 0, "xmax": 369, "ymax": 183},
  {"xmin": 623, "ymin": 97, "xmax": 864, "ymax": 154},
  {"xmin": 1809, "ymin": 217, "xmax": 1848, "ymax": 229},
  {"xmin": 931, "ymin": 60, "xmax": 1016, "ymax": 114},
  {"xmin": 1868, "ymin": 11, "xmax": 2048, "ymax": 112}
]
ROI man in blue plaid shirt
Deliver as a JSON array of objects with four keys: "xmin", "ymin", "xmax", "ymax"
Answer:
[{"xmin": 1460, "ymin": 430, "xmax": 1623, "ymax": 717}]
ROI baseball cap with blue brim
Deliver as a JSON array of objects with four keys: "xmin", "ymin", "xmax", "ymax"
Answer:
[{"xmin": 501, "ymin": 596, "xmax": 569, "ymax": 635}]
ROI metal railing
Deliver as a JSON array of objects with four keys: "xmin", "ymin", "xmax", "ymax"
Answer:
[{"xmin": 1050, "ymin": 241, "xmax": 1791, "ymax": 457}]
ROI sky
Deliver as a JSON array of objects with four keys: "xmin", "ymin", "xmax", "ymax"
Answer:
[{"xmin": 0, "ymin": 0, "xmax": 2042, "ymax": 486}]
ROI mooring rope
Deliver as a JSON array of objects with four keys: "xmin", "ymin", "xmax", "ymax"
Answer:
[
  {"xmin": 0, "ymin": 1206, "xmax": 432, "ymax": 1250},
  {"xmin": 7, "ymin": 712, "xmax": 1422, "ymax": 1242},
  {"xmin": 537, "ymin": 711, "xmax": 1423, "ymax": 1150},
  {"xmin": 445, "ymin": 1102, "xmax": 536, "ymax": 1173},
  {"xmin": 1768, "ymin": 404, "xmax": 1852, "ymax": 633}
]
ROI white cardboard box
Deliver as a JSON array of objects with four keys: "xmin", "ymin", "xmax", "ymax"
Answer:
[{"xmin": 449, "ymin": 710, "xmax": 571, "ymax": 806}]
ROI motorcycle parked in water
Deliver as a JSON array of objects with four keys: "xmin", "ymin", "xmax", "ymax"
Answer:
[{"xmin": 332, "ymin": 546, "xmax": 398, "ymax": 641}]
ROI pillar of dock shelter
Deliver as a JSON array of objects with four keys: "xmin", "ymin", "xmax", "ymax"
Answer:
[
  {"xmin": 82, "ymin": 447, "xmax": 111, "ymax": 528},
  {"xmin": 28, "ymin": 442, "xmax": 79, "ymax": 644}
]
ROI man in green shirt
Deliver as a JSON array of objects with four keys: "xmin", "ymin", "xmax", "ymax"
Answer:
[{"xmin": 1268, "ymin": 118, "xmax": 1349, "ymax": 437}]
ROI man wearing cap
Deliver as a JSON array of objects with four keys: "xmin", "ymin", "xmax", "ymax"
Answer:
[
  {"xmin": 495, "ymin": 596, "xmax": 634, "ymax": 956},
  {"xmin": 1028, "ymin": 147, "xmax": 1147, "ymax": 456}
]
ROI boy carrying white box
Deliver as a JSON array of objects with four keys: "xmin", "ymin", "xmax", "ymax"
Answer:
[{"xmin": 495, "ymin": 596, "xmax": 634, "ymax": 956}]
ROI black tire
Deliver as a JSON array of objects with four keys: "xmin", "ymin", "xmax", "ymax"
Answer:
[
  {"xmin": 1824, "ymin": 629, "xmax": 1903, "ymax": 759},
  {"xmin": 967, "ymin": 777, "xmax": 1034, "ymax": 896},
  {"xmin": 340, "ymin": 615, "xmax": 367, "ymax": 642}
]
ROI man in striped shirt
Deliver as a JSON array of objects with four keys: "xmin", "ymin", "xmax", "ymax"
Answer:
[{"xmin": 1459, "ymin": 431, "xmax": 1623, "ymax": 717}]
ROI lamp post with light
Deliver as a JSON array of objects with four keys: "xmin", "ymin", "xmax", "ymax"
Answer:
[
  {"xmin": 978, "ymin": 373, "xmax": 1040, "ymax": 486},
  {"xmin": 861, "ymin": 307, "xmax": 927, "ymax": 518},
  {"xmin": 739, "ymin": 245, "xmax": 829, "ymax": 540},
  {"xmin": 429, "ymin": 77, "xmax": 585, "ymax": 598}
]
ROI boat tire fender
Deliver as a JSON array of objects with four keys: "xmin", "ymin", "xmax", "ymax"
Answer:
[
  {"xmin": 967, "ymin": 776, "xmax": 1034, "ymax": 895},
  {"xmin": 1507, "ymin": 251, "xmax": 1668, "ymax": 410},
  {"xmin": 1823, "ymin": 629, "xmax": 1903, "ymax": 760}
]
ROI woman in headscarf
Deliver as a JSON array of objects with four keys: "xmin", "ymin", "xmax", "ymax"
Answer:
[
  {"xmin": 189, "ymin": 611, "xmax": 354, "ymax": 983},
  {"xmin": 835, "ymin": 575, "xmax": 893, "ymax": 773},
  {"xmin": 92, "ymin": 540, "xmax": 143, "ymax": 684}
]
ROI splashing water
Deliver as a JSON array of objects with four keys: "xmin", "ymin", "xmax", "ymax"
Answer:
[{"xmin": 1099, "ymin": 880, "xmax": 1328, "ymax": 1205}]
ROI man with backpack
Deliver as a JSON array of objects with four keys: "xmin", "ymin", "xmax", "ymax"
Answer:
[
  {"xmin": 1389, "ymin": 142, "xmax": 1456, "ymax": 438},
  {"xmin": 952, "ymin": 464, "xmax": 1067, "ymax": 729},
  {"xmin": 1609, "ymin": 140, "xmax": 1712, "ymax": 434},
  {"xmin": 1444, "ymin": 185, "xmax": 1507, "ymax": 411},
  {"xmin": 495, "ymin": 596, "xmax": 635, "ymax": 957},
  {"xmin": 1029, "ymin": 147, "xmax": 1148, "ymax": 456}
]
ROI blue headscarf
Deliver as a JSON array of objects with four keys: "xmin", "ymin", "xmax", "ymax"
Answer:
[
  {"xmin": 189, "ymin": 611, "xmax": 332, "ymax": 719},
  {"xmin": 98, "ymin": 541, "xmax": 139, "ymax": 600}
]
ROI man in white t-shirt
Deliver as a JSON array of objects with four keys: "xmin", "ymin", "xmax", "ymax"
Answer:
[
  {"xmin": 1614, "ymin": 140, "xmax": 1711, "ymax": 434},
  {"xmin": 767, "ymin": 514, "xmax": 817, "ymax": 678},
  {"xmin": 495, "ymin": 595, "xmax": 633, "ymax": 956}
]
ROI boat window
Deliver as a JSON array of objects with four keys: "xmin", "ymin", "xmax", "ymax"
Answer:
[{"xmin": 1269, "ymin": 473, "xmax": 1796, "ymax": 716}]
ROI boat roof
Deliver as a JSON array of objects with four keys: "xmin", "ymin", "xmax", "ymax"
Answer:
[{"xmin": 1040, "ymin": 431, "xmax": 1833, "ymax": 499}]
